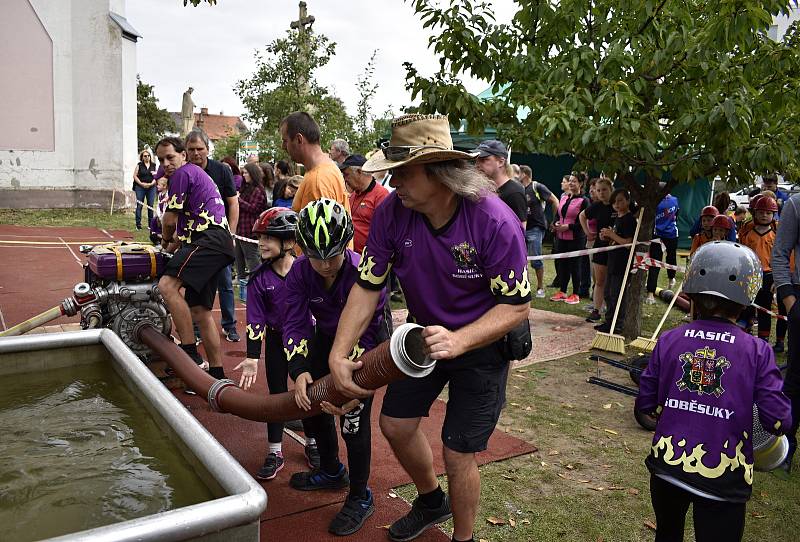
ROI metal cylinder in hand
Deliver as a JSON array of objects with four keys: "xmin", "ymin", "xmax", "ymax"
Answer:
[
  {"xmin": 752, "ymin": 404, "xmax": 789, "ymax": 471},
  {"xmin": 137, "ymin": 322, "xmax": 435, "ymax": 422}
]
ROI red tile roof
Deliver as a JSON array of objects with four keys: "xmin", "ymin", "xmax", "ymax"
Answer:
[{"xmin": 169, "ymin": 110, "xmax": 247, "ymax": 141}]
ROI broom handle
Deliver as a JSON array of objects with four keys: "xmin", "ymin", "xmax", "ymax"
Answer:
[
  {"xmin": 649, "ymin": 281, "xmax": 684, "ymax": 340},
  {"xmin": 609, "ymin": 208, "xmax": 645, "ymax": 330}
]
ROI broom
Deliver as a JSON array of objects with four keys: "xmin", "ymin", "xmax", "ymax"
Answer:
[
  {"xmin": 591, "ymin": 207, "xmax": 645, "ymax": 354},
  {"xmin": 630, "ymin": 281, "xmax": 684, "ymax": 351}
]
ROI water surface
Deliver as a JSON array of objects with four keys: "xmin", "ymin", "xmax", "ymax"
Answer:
[{"xmin": 0, "ymin": 362, "xmax": 215, "ymax": 541}]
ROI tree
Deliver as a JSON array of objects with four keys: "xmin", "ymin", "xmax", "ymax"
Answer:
[
  {"xmin": 136, "ymin": 75, "xmax": 176, "ymax": 150},
  {"xmin": 234, "ymin": 27, "xmax": 355, "ymax": 162},
  {"xmin": 406, "ymin": 0, "xmax": 800, "ymax": 338},
  {"xmin": 212, "ymin": 132, "xmax": 245, "ymax": 162}
]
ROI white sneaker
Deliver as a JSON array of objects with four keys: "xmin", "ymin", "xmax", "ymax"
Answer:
[
  {"xmin": 645, "ymin": 295, "xmax": 656, "ymax": 305},
  {"xmin": 536, "ymin": 289, "xmax": 546, "ymax": 298}
]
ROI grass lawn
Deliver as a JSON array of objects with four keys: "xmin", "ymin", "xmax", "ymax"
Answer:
[{"xmin": 2, "ymin": 210, "xmax": 797, "ymax": 541}]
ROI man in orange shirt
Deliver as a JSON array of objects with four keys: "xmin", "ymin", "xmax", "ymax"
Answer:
[
  {"xmin": 279, "ymin": 112, "xmax": 351, "ymax": 215},
  {"xmin": 340, "ymin": 154, "xmax": 390, "ymax": 255}
]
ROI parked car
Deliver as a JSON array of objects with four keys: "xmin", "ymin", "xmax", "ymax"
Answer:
[{"xmin": 728, "ymin": 180, "xmax": 800, "ymax": 211}]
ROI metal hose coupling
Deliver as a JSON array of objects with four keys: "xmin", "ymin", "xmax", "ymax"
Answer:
[
  {"xmin": 208, "ymin": 379, "xmax": 238, "ymax": 413},
  {"xmin": 389, "ymin": 323, "xmax": 436, "ymax": 377}
]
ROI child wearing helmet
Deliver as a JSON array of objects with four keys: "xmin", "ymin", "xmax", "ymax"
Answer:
[
  {"xmin": 636, "ymin": 241, "xmax": 791, "ymax": 542},
  {"xmin": 710, "ymin": 214, "xmax": 733, "ymax": 241},
  {"xmin": 738, "ymin": 194, "xmax": 786, "ymax": 350},
  {"xmin": 282, "ymin": 198, "xmax": 388, "ymax": 536},
  {"xmin": 233, "ymin": 207, "xmax": 320, "ymax": 481},
  {"xmin": 690, "ymin": 206, "xmax": 719, "ymax": 254}
]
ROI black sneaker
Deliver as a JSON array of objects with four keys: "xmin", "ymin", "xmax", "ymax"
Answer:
[
  {"xmin": 289, "ymin": 464, "xmax": 349, "ymax": 491},
  {"xmin": 586, "ymin": 310, "xmax": 601, "ymax": 323},
  {"xmin": 256, "ymin": 452, "xmax": 284, "ymax": 481},
  {"xmin": 225, "ymin": 328, "xmax": 241, "ymax": 342},
  {"xmin": 328, "ymin": 489, "xmax": 375, "ymax": 536},
  {"xmin": 388, "ymin": 494, "xmax": 452, "ymax": 541},
  {"xmin": 305, "ymin": 442, "xmax": 321, "ymax": 469}
]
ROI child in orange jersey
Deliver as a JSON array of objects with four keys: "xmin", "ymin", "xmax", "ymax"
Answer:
[
  {"xmin": 690, "ymin": 206, "xmax": 719, "ymax": 255},
  {"xmin": 739, "ymin": 194, "xmax": 786, "ymax": 351}
]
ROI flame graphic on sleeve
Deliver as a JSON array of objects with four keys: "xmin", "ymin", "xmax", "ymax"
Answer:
[
  {"xmin": 358, "ymin": 253, "xmax": 391, "ymax": 286},
  {"xmin": 489, "ymin": 268, "xmax": 531, "ymax": 298},
  {"xmin": 246, "ymin": 324, "xmax": 265, "ymax": 342},
  {"xmin": 348, "ymin": 343, "xmax": 366, "ymax": 361},
  {"xmin": 284, "ymin": 337, "xmax": 309, "ymax": 361}
]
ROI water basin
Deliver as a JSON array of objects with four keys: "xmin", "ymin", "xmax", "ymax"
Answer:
[{"xmin": 0, "ymin": 329, "xmax": 266, "ymax": 542}]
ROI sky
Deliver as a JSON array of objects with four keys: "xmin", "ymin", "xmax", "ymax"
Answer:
[{"xmin": 126, "ymin": 0, "xmax": 517, "ymax": 124}]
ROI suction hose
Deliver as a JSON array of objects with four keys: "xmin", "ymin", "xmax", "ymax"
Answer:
[
  {"xmin": 0, "ymin": 305, "xmax": 64, "ymax": 337},
  {"xmin": 655, "ymin": 287, "xmax": 691, "ymax": 313},
  {"xmin": 137, "ymin": 322, "xmax": 436, "ymax": 422}
]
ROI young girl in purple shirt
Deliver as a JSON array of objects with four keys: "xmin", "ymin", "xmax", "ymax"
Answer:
[{"xmin": 234, "ymin": 207, "xmax": 318, "ymax": 481}]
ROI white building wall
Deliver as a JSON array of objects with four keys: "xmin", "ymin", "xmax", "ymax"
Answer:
[
  {"xmin": 71, "ymin": 0, "xmax": 125, "ymax": 191},
  {"xmin": 0, "ymin": 0, "xmax": 137, "ymax": 207},
  {"xmin": 770, "ymin": 7, "xmax": 800, "ymax": 41}
]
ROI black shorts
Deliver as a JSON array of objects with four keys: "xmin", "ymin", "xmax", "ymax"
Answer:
[
  {"xmin": 381, "ymin": 342, "xmax": 508, "ymax": 453},
  {"xmin": 163, "ymin": 243, "xmax": 233, "ymax": 309},
  {"xmin": 592, "ymin": 244, "xmax": 609, "ymax": 265}
]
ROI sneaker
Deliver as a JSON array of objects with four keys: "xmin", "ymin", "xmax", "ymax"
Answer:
[
  {"xmin": 388, "ymin": 494, "xmax": 453, "ymax": 542},
  {"xmin": 305, "ymin": 442, "xmax": 321, "ymax": 469},
  {"xmin": 586, "ymin": 310, "xmax": 601, "ymax": 322},
  {"xmin": 594, "ymin": 322, "xmax": 611, "ymax": 333},
  {"xmin": 645, "ymin": 295, "xmax": 656, "ymax": 305},
  {"xmin": 328, "ymin": 489, "xmax": 375, "ymax": 536},
  {"xmin": 535, "ymin": 289, "xmax": 546, "ymax": 298},
  {"xmin": 564, "ymin": 294, "xmax": 580, "ymax": 305},
  {"xmin": 584, "ymin": 303, "xmax": 595, "ymax": 312},
  {"xmin": 774, "ymin": 342, "xmax": 785, "ymax": 353},
  {"xmin": 289, "ymin": 464, "xmax": 349, "ymax": 491},
  {"xmin": 224, "ymin": 328, "xmax": 241, "ymax": 342},
  {"xmin": 550, "ymin": 291, "xmax": 567, "ymax": 302},
  {"xmin": 256, "ymin": 452, "xmax": 284, "ymax": 480}
]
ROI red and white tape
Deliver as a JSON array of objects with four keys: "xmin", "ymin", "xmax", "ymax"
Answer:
[
  {"xmin": 632, "ymin": 253, "xmax": 686, "ymax": 273},
  {"xmin": 527, "ymin": 240, "xmax": 657, "ymax": 262}
]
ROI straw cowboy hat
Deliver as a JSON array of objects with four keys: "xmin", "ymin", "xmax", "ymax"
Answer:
[{"xmin": 362, "ymin": 114, "xmax": 479, "ymax": 173}]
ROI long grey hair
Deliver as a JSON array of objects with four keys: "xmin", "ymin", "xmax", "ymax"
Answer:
[{"xmin": 424, "ymin": 160, "xmax": 496, "ymax": 202}]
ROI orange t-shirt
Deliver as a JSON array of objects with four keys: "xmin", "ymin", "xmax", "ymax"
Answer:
[
  {"xmin": 292, "ymin": 160, "xmax": 353, "ymax": 254},
  {"xmin": 293, "ymin": 160, "xmax": 351, "ymax": 214},
  {"xmin": 690, "ymin": 232, "xmax": 713, "ymax": 255},
  {"xmin": 738, "ymin": 222, "xmax": 777, "ymax": 272}
]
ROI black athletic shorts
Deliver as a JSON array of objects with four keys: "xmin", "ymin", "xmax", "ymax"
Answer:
[
  {"xmin": 592, "ymin": 243, "xmax": 609, "ymax": 265},
  {"xmin": 381, "ymin": 342, "xmax": 508, "ymax": 453},
  {"xmin": 163, "ymin": 243, "xmax": 233, "ymax": 309}
]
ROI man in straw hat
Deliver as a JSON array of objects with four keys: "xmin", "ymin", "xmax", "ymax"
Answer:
[{"xmin": 328, "ymin": 114, "xmax": 531, "ymax": 542}]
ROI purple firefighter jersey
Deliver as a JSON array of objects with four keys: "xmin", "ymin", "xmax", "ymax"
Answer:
[
  {"xmin": 636, "ymin": 319, "xmax": 791, "ymax": 502},
  {"xmin": 282, "ymin": 249, "xmax": 387, "ymax": 380},
  {"xmin": 357, "ymin": 192, "xmax": 531, "ymax": 330},
  {"xmin": 245, "ymin": 262, "xmax": 310, "ymax": 359},
  {"xmin": 166, "ymin": 162, "xmax": 229, "ymax": 244}
]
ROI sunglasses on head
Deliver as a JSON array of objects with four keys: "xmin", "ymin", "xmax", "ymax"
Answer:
[{"xmin": 380, "ymin": 141, "xmax": 446, "ymax": 161}]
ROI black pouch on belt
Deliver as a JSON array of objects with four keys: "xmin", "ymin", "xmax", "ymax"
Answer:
[{"xmin": 499, "ymin": 318, "xmax": 532, "ymax": 361}]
